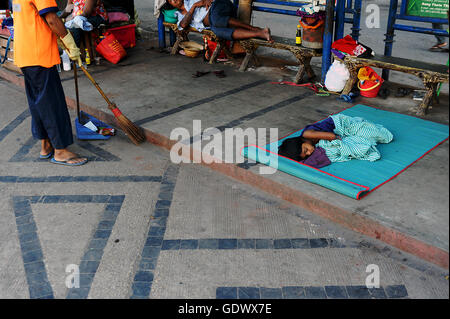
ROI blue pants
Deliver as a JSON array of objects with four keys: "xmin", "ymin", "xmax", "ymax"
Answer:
[
  {"xmin": 69, "ymin": 15, "xmax": 106, "ymax": 46},
  {"xmin": 432, "ymin": 23, "xmax": 447, "ymax": 44},
  {"xmin": 21, "ymin": 66, "xmax": 74, "ymax": 149},
  {"xmin": 209, "ymin": 0, "xmax": 237, "ymax": 40}
]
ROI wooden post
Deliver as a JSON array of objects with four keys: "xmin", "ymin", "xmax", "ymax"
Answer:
[{"xmin": 238, "ymin": 0, "xmax": 253, "ymax": 24}]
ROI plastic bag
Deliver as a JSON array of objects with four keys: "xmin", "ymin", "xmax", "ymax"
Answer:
[
  {"xmin": 324, "ymin": 60, "xmax": 350, "ymax": 92},
  {"xmin": 95, "ymin": 32, "xmax": 127, "ymax": 64}
]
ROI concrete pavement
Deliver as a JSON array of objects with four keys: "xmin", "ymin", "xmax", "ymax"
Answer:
[{"xmin": 0, "ymin": 78, "xmax": 448, "ymax": 298}]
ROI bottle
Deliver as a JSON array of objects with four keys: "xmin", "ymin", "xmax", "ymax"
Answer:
[
  {"xmin": 296, "ymin": 25, "xmax": 302, "ymax": 46},
  {"xmin": 85, "ymin": 48, "xmax": 91, "ymax": 65},
  {"xmin": 62, "ymin": 51, "xmax": 71, "ymax": 71}
]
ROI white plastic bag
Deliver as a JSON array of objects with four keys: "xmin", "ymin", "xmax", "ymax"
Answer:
[{"xmin": 324, "ymin": 60, "xmax": 350, "ymax": 93}]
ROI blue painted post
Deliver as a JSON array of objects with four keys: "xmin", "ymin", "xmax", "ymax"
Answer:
[
  {"xmin": 335, "ymin": 0, "xmax": 346, "ymax": 41},
  {"xmin": 322, "ymin": 0, "xmax": 335, "ymax": 83},
  {"xmin": 383, "ymin": 0, "xmax": 398, "ymax": 80},
  {"xmin": 158, "ymin": 14, "xmax": 166, "ymax": 49},
  {"xmin": 351, "ymin": 0, "xmax": 362, "ymax": 41}
]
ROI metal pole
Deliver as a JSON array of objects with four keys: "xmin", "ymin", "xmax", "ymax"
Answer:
[
  {"xmin": 383, "ymin": 0, "xmax": 398, "ymax": 80},
  {"xmin": 158, "ymin": 14, "xmax": 166, "ymax": 48},
  {"xmin": 335, "ymin": 0, "xmax": 345, "ymax": 41},
  {"xmin": 351, "ymin": 0, "xmax": 362, "ymax": 41},
  {"xmin": 321, "ymin": 0, "xmax": 335, "ymax": 83}
]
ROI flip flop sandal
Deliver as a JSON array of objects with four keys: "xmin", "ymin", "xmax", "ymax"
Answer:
[
  {"xmin": 213, "ymin": 70, "xmax": 226, "ymax": 78},
  {"xmin": 39, "ymin": 150, "xmax": 54, "ymax": 160},
  {"xmin": 192, "ymin": 71, "xmax": 210, "ymax": 78},
  {"xmin": 429, "ymin": 43, "xmax": 448, "ymax": 52},
  {"xmin": 378, "ymin": 88, "xmax": 390, "ymax": 99},
  {"xmin": 395, "ymin": 87, "xmax": 410, "ymax": 97},
  {"xmin": 50, "ymin": 157, "xmax": 88, "ymax": 166}
]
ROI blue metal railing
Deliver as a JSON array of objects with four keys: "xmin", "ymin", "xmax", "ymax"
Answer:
[{"xmin": 383, "ymin": 0, "xmax": 449, "ymax": 80}]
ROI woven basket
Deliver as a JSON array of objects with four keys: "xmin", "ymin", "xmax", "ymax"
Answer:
[{"xmin": 180, "ymin": 41, "xmax": 203, "ymax": 58}]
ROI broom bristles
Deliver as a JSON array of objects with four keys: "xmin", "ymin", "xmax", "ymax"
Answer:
[
  {"xmin": 109, "ymin": 104, "xmax": 146, "ymax": 145},
  {"xmin": 115, "ymin": 113, "xmax": 146, "ymax": 145}
]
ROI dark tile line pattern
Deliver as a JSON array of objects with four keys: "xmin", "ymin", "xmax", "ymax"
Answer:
[
  {"xmin": 0, "ymin": 175, "xmax": 162, "ymax": 183},
  {"xmin": 158, "ymin": 238, "xmax": 349, "ymax": 250},
  {"xmin": 129, "ymin": 164, "xmax": 180, "ymax": 299},
  {"xmin": 187, "ymin": 92, "xmax": 315, "ymax": 145},
  {"xmin": 134, "ymin": 80, "xmax": 268, "ymax": 126},
  {"xmin": 12, "ymin": 195, "xmax": 125, "ymax": 299},
  {"xmin": 0, "ymin": 109, "xmax": 30, "ymax": 143},
  {"xmin": 216, "ymin": 285, "xmax": 408, "ymax": 299},
  {"xmin": 8, "ymin": 137, "xmax": 121, "ymax": 163}
]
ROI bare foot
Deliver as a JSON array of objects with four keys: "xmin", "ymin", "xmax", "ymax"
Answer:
[
  {"xmin": 54, "ymin": 149, "xmax": 88, "ymax": 165},
  {"xmin": 40, "ymin": 139, "xmax": 54, "ymax": 157},
  {"xmin": 262, "ymin": 27, "xmax": 273, "ymax": 43}
]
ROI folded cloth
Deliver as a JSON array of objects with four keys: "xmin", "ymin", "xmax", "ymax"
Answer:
[
  {"xmin": 332, "ymin": 35, "xmax": 374, "ymax": 58},
  {"xmin": 65, "ymin": 16, "xmax": 93, "ymax": 31}
]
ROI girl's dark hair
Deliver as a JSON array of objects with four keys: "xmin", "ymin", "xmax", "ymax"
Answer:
[
  {"xmin": 161, "ymin": 1, "xmax": 175, "ymax": 11},
  {"xmin": 278, "ymin": 136, "xmax": 308, "ymax": 161}
]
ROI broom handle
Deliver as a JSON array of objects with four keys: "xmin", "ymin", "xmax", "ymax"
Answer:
[
  {"xmin": 73, "ymin": 61, "xmax": 82, "ymax": 119},
  {"xmin": 57, "ymin": 38, "xmax": 117, "ymax": 111},
  {"xmin": 78, "ymin": 65, "xmax": 117, "ymax": 111}
]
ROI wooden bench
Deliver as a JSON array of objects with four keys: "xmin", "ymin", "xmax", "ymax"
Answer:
[
  {"xmin": 239, "ymin": 35, "xmax": 322, "ymax": 83},
  {"xmin": 163, "ymin": 22, "xmax": 234, "ymax": 64},
  {"xmin": 0, "ymin": 35, "xmax": 21, "ymax": 74},
  {"xmin": 341, "ymin": 55, "xmax": 449, "ymax": 116}
]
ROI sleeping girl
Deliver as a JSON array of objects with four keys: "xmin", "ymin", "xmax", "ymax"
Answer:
[{"xmin": 278, "ymin": 114, "xmax": 394, "ymax": 168}]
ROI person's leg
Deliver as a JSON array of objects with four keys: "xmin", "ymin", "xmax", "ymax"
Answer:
[
  {"xmin": 231, "ymin": 27, "xmax": 272, "ymax": 41},
  {"xmin": 22, "ymin": 66, "xmax": 53, "ymax": 157},
  {"xmin": 227, "ymin": 17, "xmax": 260, "ymax": 31},
  {"xmin": 430, "ymin": 23, "xmax": 447, "ymax": 50},
  {"xmin": 432, "ymin": 23, "xmax": 446, "ymax": 44},
  {"xmin": 23, "ymin": 66, "xmax": 87, "ymax": 165}
]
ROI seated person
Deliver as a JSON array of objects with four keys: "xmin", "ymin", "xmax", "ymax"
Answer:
[
  {"xmin": 60, "ymin": 0, "xmax": 108, "ymax": 46},
  {"xmin": 278, "ymin": 115, "xmax": 394, "ymax": 168},
  {"xmin": 163, "ymin": 0, "xmax": 273, "ymax": 42}
]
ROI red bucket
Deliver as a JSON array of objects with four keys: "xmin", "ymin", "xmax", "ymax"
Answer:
[
  {"xmin": 358, "ymin": 79, "xmax": 383, "ymax": 98},
  {"xmin": 357, "ymin": 66, "xmax": 383, "ymax": 98}
]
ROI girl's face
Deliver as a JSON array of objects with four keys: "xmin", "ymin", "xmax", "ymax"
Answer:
[
  {"xmin": 168, "ymin": 0, "xmax": 183, "ymax": 9},
  {"xmin": 300, "ymin": 142, "xmax": 315, "ymax": 159}
]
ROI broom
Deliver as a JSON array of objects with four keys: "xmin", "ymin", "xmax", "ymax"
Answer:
[{"xmin": 78, "ymin": 65, "xmax": 146, "ymax": 145}]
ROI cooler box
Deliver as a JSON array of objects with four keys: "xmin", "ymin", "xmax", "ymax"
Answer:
[{"xmin": 107, "ymin": 24, "xmax": 136, "ymax": 49}]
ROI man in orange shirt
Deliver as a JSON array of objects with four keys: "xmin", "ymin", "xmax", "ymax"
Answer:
[{"xmin": 13, "ymin": 0, "xmax": 87, "ymax": 165}]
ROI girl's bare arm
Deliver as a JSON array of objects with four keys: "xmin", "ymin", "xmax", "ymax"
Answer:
[{"xmin": 303, "ymin": 130, "xmax": 337, "ymax": 141}]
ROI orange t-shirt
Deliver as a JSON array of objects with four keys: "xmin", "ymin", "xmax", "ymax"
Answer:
[{"xmin": 13, "ymin": 0, "xmax": 61, "ymax": 68}]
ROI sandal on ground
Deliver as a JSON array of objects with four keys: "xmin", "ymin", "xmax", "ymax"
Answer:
[
  {"xmin": 395, "ymin": 87, "xmax": 412, "ymax": 97},
  {"xmin": 50, "ymin": 157, "xmax": 88, "ymax": 166},
  {"xmin": 192, "ymin": 71, "xmax": 210, "ymax": 78}
]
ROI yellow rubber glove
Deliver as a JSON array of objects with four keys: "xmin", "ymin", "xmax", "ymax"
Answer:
[{"xmin": 60, "ymin": 32, "xmax": 82, "ymax": 67}]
